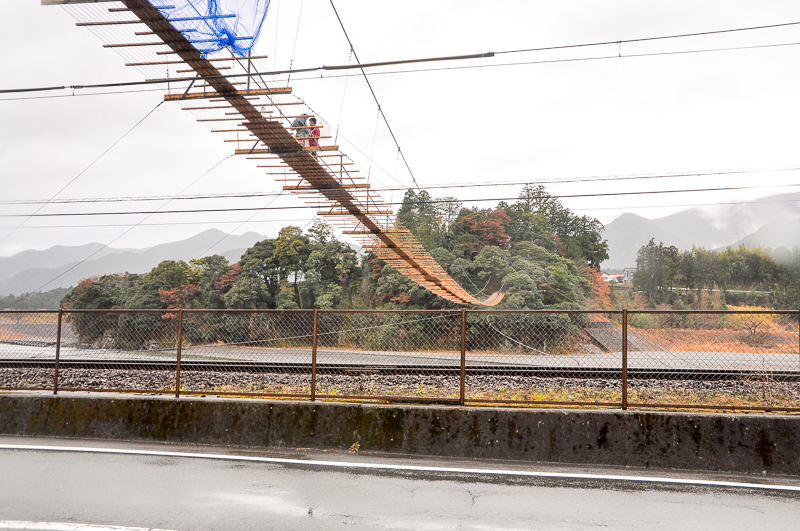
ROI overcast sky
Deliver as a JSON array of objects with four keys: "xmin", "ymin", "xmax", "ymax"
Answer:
[{"xmin": 2, "ymin": 0, "xmax": 800, "ymax": 257}]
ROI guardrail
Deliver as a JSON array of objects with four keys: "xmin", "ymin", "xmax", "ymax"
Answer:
[{"xmin": 1, "ymin": 308, "xmax": 798, "ymax": 412}]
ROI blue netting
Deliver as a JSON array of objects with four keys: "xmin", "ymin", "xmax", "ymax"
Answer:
[{"xmin": 148, "ymin": 0, "xmax": 270, "ymax": 57}]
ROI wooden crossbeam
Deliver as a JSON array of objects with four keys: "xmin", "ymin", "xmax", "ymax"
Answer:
[
  {"xmin": 77, "ymin": 20, "xmax": 143, "ymax": 26},
  {"xmin": 343, "ymin": 230, "xmax": 410, "ymax": 234},
  {"xmin": 125, "ymin": 54, "xmax": 270, "ymax": 67},
  {"xmin": 165, "ymin": 87, "xmax": 291, "ymax": 101},
  {"xmin": 103, "ymin": 41, "xmax": 172, "ymax": 48},
  {"xmin": 319, "ymin": 210, "xmax": 393, "ymax": 215},
  {"xmin": 284, "ymin": 184, "xmax": 370, "ymax": 190}
]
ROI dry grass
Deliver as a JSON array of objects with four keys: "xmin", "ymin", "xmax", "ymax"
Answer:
[
  {"xmin": 637, "ymin": 328, "xmax": 798, "ymax": 353},
  {"xmin": 0, "ymin": 327, "xmax": 26, "ymax": 341}
]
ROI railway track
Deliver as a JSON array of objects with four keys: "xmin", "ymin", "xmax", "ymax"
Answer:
[{"xmin": 2, "ymin": 359, "xmax": 799, "ymax": 381}]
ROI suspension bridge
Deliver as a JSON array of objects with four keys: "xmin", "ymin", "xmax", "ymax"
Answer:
[{"xmin": 42, "ymin": 0, "xmax": 504, "ymax": 306}]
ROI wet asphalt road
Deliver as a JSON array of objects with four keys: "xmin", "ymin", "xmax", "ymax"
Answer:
[{"xmin": 1, "ymin": 437, "xmax": 799, "ymax": 530}]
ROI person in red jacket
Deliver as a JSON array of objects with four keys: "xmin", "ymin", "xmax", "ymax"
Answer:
[{"xmin": 308, "ymin": 117, "xmax": 320, "ymax": 155}]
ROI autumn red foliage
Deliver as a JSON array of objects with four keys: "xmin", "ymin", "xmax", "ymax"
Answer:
[{"xmin": 455, "ymin": 208, "xmax": 512, "ymax": 249}]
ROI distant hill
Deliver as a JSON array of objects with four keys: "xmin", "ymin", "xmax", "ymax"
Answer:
[
  {"xmin": 725, "ymin": 216, "xmax": 800, "ymax": 252},
  {"xmin": 602, "ymin": 192, "xmax": 800, "ymax": 269},
  {"xmin": 0, "ymin": 229, "xmax": 269, "ymax": 295},
  {"xmin": 602, "ymin": 213, "xmax": 689, "ymax": 270},
  {"xmin": 0, "ymin": 243, "xmax": 122, "ymax": 283}
]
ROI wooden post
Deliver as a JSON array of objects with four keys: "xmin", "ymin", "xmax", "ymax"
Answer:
[
  {"xmin": 54, "ymin": 309, "xmax": 63, "ymax": 395},
  {"xmin": 311, "ymin": 309, "xmax": 319, "ymax": 401},
  {"xmin": 175, "ymin": 309, "xmax": 183, "ymax": 398},
  {"xmin": 622, "ymin": 309, "xmax": 628, "ymax": 410},
  {"xmin": 460, "ymin": 309, "xmax": 467, "ymax": 405}
]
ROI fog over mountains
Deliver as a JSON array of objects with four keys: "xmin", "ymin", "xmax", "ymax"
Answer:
[
  {"xmin": 602, "ymin": 192, "xmax": 800, "ymax": 269},
  {"xmin": 0, "ymin": 229, "xmax": 269, "ymax": 296}
]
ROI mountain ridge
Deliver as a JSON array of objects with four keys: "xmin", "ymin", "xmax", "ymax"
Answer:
[{"xmin": 0, "ymin": 229, "xmax": 269, "ymax": 295}]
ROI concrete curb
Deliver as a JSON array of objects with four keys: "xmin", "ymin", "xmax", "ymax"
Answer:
[{"xmin": 1, "ymin": 392, "xmax": 798, "ymax": 475}]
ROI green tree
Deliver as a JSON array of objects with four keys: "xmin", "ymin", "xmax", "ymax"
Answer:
[
  {"xmin": 511, "ymin": 185, "xmax": 608, "ymax": 267},
  {"xmin": 635, "ymin": 239, "xmax": 679, "ymax": 300},
  {"xmin": 271, "ymin": 226, "xmax": 310, "ymax": 305},
  {"xmin": 304, "ymin": 221, "xmax": 360, "ymax": 308}
]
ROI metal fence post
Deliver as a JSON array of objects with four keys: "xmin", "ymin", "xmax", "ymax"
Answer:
[
  {"xmin": 311, "ymin": 309, "xmax": 319, "ymax": 401},
  {"xmin": 622, "ymin": 309, "xmax": 628, "ymax": 410},
  {"xmin": 797, "ymin": 309, "xmax": 800, "ymax": 371},
  {"xmin": 54, "ymin": 309, "xmax": 63, "ymax": 395},
  {"xmin": 460, "ymin": 308, "xmax": 466, "ymax": 406},
  {"xmin": 175, "ymin": 309, "xmax": 183, "ymax": 398}
]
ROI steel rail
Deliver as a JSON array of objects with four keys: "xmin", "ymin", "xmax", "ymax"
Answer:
[{"xmin": 3, "ymin": 359, "xmax": 800, "ymax": 381}]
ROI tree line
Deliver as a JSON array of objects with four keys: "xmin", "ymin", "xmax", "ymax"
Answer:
[
  {"xmin": 634, "ymin": 238, "xmax": 800, "ymax": 308},
  {"xmin": 59, "ymin": 185, "xmax": 610, "ymax": 348}
]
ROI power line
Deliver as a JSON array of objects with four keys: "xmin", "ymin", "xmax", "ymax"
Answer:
[
  {"xmin": 193, "ymin": 190, "xmax": 286, "ymax": 259},
  {"xmin": 0, "ymin": 218, "xmax": 314, "ymax": 230},
  {"xmin": 0, "ymin": 100, "xmax": 163, "ymax": 246},
  {"xmin": 5, "ymin": 165, "xmax": 799, "ymax": 206},
  {"xmin": 6, "ymin": 183, "xmax": 799, "ymax": 219},
  {"xmin": 6, "ymin": 154, "xmax": 233, "ymax": 307},
  {"xmin": 5, "ymin": 194, "xmax": 800, "ymax": 231},
  {"xmin": 3, "ymin": 19, "xmax": 800, "ymax": 98},
  {"xmin": 345, "ymin": 40, "xmax": 800, "ymax": 80},
  {"xmin": 494, "ymin": 20, "xmax": 800, "ymax": 55},
  {"xmin": 5, "ymin": 39, "xmax": 800, "ymax": 104}
]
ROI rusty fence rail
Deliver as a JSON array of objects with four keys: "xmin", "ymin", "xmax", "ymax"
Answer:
[{"xmin": 0, "ymin": 308, "xmax": 798, "ymax": 412}]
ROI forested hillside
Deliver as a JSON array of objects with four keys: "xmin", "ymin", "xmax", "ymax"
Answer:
[{"xmin": 61, "ymin": 185, "xmax": 610, "ymax": 313}]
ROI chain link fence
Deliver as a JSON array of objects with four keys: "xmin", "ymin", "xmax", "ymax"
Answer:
[
  {"xmin": 0, "ymin": 310, "xmax": 59, "ymax": 391},
  {"xmin": 464, "ymin": 311, "xmax": 623, "ymax": 407},
  {"xmin": 1, "ymin": 308, "xmax": 798, "ymax": 412},
  {"xmin": 180, "ymin": 309, "xmax": 314, "ymax": 398},
  {"xmin": 626, "ymin": 310, "xmax": 800, "ymax": 411}
]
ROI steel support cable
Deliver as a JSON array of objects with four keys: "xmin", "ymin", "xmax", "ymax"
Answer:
[
  {"xmin": 6, "ymin": 37, "xmax": 800, "ymax": 104},
  {"xmin": 327, "ymin": 0, "xmax": 419, "ymax": 190},
  {"xmin": 286, "ymin": 0, "xmax": 305, "ymax": 85},
  {"xmin": 272, "ymin": 0, "xmax": 281, "ymax": 70},
  {"xmin": 6, "ymin": 18, "xmax": 800, "ymax": 96},
  {"xmin": 7, "ymin": 182, "xmax": 800, "ymax": 218},
  {"xmin": 6, "ymin": 154, "xmax": 234, "ymax": 308},
  {"xmin": 334, "ymin": 48, "xmax": 354, "ymax": 145},
  {"xmin": 0, "ymin": 100, "xmax": 164, "ymax": 246}
]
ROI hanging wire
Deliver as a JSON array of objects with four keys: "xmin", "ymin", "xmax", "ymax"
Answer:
[
  {"xmin": 8, "ymin": 153, "xmax": 234, "ymax": 308},
  {"xmin": 286, "ymin": 0, "xmax": 306, "ymax": 85},
  {"xmin": 391, "ymin": 148, "xmax": 401, "ymax": 213},
  {"xmin": 193, "ymin": 190, "xmax": 285, "ymax": 259},
  {"xmin": 366, "ymin": 106, "xmax": 381, "ymax": 182},
  {"xmin": 0, "ymin": 100, "xmax": 164, "ymax": 246},
  {"xmin": 334, "ymin": 47, "xmax": 354, "ymax": 145},
  {"xmin": 272, "ymin": 0, "xmax": 281, "ymax": 70}
]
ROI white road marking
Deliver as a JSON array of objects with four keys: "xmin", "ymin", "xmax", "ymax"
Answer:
[
  {"xmin": 1, "ymin": 444, "xmax": 799, "ymax": 492},
  {"xmin": 0, "ymin": 522, "xmax": 177, "ymax": 531}
]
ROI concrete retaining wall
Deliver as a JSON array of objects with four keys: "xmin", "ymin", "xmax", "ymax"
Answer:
[{"xmin": 1, "ymin": 392, "xmax": 798, "ymax": 475}]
